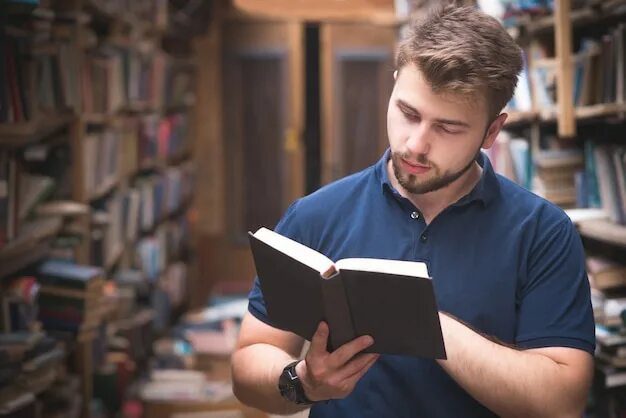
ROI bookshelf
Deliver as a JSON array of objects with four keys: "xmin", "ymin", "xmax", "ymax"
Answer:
[{"xmin": 0, "ymin": 0, "xmax": 198, "ymax": 417}]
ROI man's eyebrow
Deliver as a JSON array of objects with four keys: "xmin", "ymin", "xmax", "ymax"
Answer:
[{"xmin": 396, "ymin": 99, "xmax": 470, "ymax": 128}]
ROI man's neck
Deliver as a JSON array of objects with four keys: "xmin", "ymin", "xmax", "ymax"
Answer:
[{"xmin": 387, "ymin": 159, "xmax": 483, "ymax": 224}]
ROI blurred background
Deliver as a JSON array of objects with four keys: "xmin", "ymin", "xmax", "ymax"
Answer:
[{"xmin": 0, "ymin": 0, "xmax": 625, "ymax": 417}]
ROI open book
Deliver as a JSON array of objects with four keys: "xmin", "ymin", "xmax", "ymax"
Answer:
[{"xmin": 248, "ymin": 227, "xmax": 446, "ymax": 359}]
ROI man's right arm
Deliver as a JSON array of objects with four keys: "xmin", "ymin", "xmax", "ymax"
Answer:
[
  {"xmin": 232, "ymin": 312, "xmax": 379, "ymax": 415},
  {"xmin": 231, "ymin": 312, "xmax": 308, "ymax": 415}
]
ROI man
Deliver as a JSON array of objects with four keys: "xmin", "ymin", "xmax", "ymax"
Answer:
[{"xmin": 232, "ymin": 5, "xmax": 595, "ymax": 417}]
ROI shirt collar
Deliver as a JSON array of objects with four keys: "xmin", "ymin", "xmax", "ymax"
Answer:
[{"xmin": 376, "ymin": 148, "xmax": 500, "ymax": 207}]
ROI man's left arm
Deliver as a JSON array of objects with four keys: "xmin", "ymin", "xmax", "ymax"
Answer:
[
  {"xmin": 437, "ymin": 312, "xmax": 593, "ymax": 418},
  {"xmin": 437, "ymin": 216, "xmax": 595, "ymax": 418}
]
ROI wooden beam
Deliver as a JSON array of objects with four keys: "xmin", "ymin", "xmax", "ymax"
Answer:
[
  {"xmin": 231, "ymin": 0, "xmax": 398, "ymax": 23},
  {"xmin": 285, "ymin": 21, "xmax": 305, "ymax": 205},
  {"xmin": 193, "ymin": 2, "xmax": 225, "ymax": 236},
  {"xmin": 554, "ymin": 0, "xmax": 576, "ymax": 138}
]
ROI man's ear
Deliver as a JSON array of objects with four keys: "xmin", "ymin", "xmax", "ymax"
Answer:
[{"xmin": 482, "ymin": 113, "xmax": 508, "ymax": 149}]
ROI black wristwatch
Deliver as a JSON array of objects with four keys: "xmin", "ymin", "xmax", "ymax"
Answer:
[{"xmin": 278, "ymin": 360, "xmax": 314, "ymax": 405}]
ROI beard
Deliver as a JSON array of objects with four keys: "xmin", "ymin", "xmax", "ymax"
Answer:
[{"xmin": 391, "ymin": 149, "xmax": 481, "ymax": 195}]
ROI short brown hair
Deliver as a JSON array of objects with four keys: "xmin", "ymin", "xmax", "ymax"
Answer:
[{"xmin": 396, "ymin": 5, "xmax": 523, "ymax": 119}]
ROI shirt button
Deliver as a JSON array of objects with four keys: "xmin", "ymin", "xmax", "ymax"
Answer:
[
  {"xmin": 411, "ymin": 211, "xmax": 419, "ymax": 219},
  {"xmin": 420, "ymin": 234, "xmax": 428, "ymax": 243}
]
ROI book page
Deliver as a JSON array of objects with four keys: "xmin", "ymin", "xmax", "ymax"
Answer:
[
  {"xmin": 336, "ymin": 258, "xmax": 429, "ymax": 278},
  {"xmin": 253, "ymin": 228, "xmax": 335, "ymax": 275}
]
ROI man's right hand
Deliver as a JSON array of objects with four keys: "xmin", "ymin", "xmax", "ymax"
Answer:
[{"xmin": 296, "ymin": 322, "xmax": 380, "ymax": 402}]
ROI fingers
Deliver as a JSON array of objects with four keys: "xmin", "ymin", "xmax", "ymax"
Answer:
[
  {"xmin": 336, "ymin": 353, "xmax": 379, "ymax": 382},
  {"xmin": 327, "ymin": 334, "xmax": 374, "ymax": 368},
  {"xmin": 311, "ymin": 353, "xmax": 379, "ymax": 400}
]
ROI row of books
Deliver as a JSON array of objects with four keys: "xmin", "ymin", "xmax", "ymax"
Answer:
[
  {"xmin": 501, "ymin": 20, "xmax": 625, "ymax": 116},
  {"xmin": 1, "ymin": 4, "xmax": 65, "ymax": 124},
  {"xmin": 480, "ymin": 0, "xmax": 608, "ymax": 24},
  {"xmin": 490, "ymin": 131, "xmax": 626, "ymax": 215},
  {"xmin": 86, "ymin": 113, "xmax": 191, "ymax": 198},
  {"xmin": 1, "ymin": 11, "xmax": 195, "ymax": 125},
  {"xmin": 139, "ymin": 296, "xmax": 248, "ymax": 414},
  {"xmin": 484, "ymin": 131, "xmax": 531, "ymax": 189},
  {"xmin": 134, "ymin": 113, "xmax": 192, "ymax": 168},
  {"xmin": 85, "ymin": 0, "xmax": 168, "ymax": 30},
  {"xmin": 0, "ymin": 136, "xmax": 74, "ymax": 250},
  {"xmin": 136, "ymin": 216, "xmax": 192, "ymax": 283},
  {"xmin": 82, "ymin": 46, "xmax": 195, "ymax": 116},
  {"xmin": 585, "ymin": 253, "xmax": 626, "ymax": 412},
  {"xmin": 0, "ymin": 331, "xmax": 77, "ymax": 418},
  {"xmin": 88, "ymin": 163, "xmax": 193, "ymax": 271},
  {"xmin": 0, "ymin": 254, "xmax": 166, "ymax": 417},
  {"xmin": 532, "ymin": 147, "xmax": 584, "ymax": 208},
  {"xmin": 579, "ymin": 142, "xmax": 626, "ymax": 225},
  {"xmin": 0, "ymin": 259, "xmax": 106, "ymax": 416},
  {"xmin": 527, "ymin": 24, "xmax": 626, "ymax": 111}
]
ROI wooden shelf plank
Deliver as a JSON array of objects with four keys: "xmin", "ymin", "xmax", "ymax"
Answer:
[
  {"xmin": 104, "ymin": 242, "xmax": 124, "ymax": 271},
  {"xmin": 168, "ymin": 149, "xmax": 192, "ymax": 166},
  {"xmin": 229, "ymin": 0, "xmax": 399, "ymax": 24},
  {"xmin": 0, "ymin": 217, "xmax": 64, "ymax": 278},
  {"xmin": 0, "ymin": 113, "xmax": 74, "ymax": 147},
  {"xmin": 538, "ymin": 103, "xmax": 626, "ymax": 123},
  {"xmin": 578, "ymin": 219, "xmax": 626, "ymax": 247},
  {"xmin": 522, "ymin": 1, "xmax": 626, "ymax": 35},
  {"xmin": 504, "ymin": 110, "xmax": 538, "ymax": 127},
  {"xmin": 0, "ymin": 241, "xmax": 51, "ymax": 279},
  {"xmin": 89, "ymin": 175, "xmax": 120, "ymax": 202},
  {"xmin": 81, "ymin": 113, "xmax": 116, "ymax": 125},
  {"xmin": 575, "ymin": 103, "xmax": 626, "ymax": 119}
]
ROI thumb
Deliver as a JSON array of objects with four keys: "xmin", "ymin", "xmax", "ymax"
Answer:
[{"xmin": 310, "ymin": 322, "xmax": 330, "ymax": 354}]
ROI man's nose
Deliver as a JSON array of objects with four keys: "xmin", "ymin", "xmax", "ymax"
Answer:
[{"xmin": 405, "ymin": 124, "xmax": 430, "ymax": 156}]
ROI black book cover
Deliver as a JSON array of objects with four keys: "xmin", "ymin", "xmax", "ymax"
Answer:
[{"xmin": 248, "ymin": 231, "xmax": 446, "ymax": 359}]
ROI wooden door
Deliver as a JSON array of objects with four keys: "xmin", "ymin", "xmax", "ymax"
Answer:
[
  {"xmin": 321, "ymin": 23, "xmax": 396, "ymax": 183},
  {"xmin": 223, "ymin": 20, "xmax": 305, "ymax": 240},
  {"xmin": 192, "ymin": 20, "xmax": 305, "ymax": 300}
]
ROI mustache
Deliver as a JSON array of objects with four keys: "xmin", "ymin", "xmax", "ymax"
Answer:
[{"xmin": 398, "ymin": 152, "xmax": 431, "ymax": 166}]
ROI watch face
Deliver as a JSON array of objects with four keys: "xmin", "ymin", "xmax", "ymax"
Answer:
[
  {"xmin": 280, "ymin": 383, "xmax": 298, "ymax": 403},
  {"xmin": 279, "ymin": 363, "xmax": 300, "ymax": 403}
]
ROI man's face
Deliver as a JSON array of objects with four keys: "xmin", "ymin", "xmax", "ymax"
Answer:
[{"xmin": 387, "ymin": 64, "xmax": 494, "ymax": 195}]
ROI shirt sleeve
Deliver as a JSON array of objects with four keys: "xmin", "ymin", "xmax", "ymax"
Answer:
[
  {"xmin": 515, "ymin": 218, "xmax": 595, "ymax": 354},
  {"xmin": 247, "ymin": 199, "xmax": 303, "ymax": 326}
]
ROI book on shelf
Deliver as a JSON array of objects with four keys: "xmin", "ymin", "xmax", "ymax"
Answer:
[
  {"xmin": 17, "ymin": 173, "xmax": 55, "ymax": 221},
  {"xmin": 37, "ymin": 259, "xmax": 103, "ymax": 290},
  {"xmin": 532, "ymin": 148, "xmax": 584, "ymax": 208},
  {"xmin": 587, "ymin": 255, "xmax": 626, "ymax": 291},
  {"xmin": 248, "ymin": 227, "xmax": 446, "ymax": 358}
]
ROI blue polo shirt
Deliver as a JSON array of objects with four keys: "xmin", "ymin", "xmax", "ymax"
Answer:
[{"xmin": 248, "ymin": 150, "xmax": 595, "ymax": 418}]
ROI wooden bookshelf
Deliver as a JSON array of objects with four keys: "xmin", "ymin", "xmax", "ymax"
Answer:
[{"xmin": 0, "ymin": 1, "xmax": 199, "ymax": 417}]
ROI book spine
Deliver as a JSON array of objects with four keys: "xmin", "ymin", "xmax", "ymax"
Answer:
[{"xmin": 320, "ymin": 273, "xmax": 356, "ymax": 351}]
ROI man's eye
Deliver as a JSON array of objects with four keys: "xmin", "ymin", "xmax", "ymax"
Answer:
[
  {"xmin": 437, "ymin": 125, "xmax": 461, "ymax": 135},
  {"xmin": 403, "ymin": 112, "xmax": 419, "ymax": 122}
]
